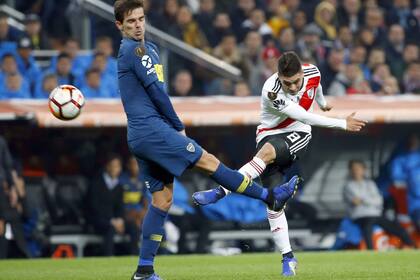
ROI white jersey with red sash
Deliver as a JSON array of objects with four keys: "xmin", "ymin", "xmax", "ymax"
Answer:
[{"xmin": 256, "ymin": 64, "xmax": 335, "ymax": 143}]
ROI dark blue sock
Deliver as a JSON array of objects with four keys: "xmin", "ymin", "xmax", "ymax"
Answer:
[
  {"xmin": 138, "ymin": 205, "xmax": 168, "ymax": 270},
  {"xmin": 210, "ymin": 163, "xmax": 268, "ymax": 201}
]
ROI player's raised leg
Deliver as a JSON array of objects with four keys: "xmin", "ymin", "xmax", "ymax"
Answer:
[
  {"xmin": 193, "ymin": 140, "xmax": 300, "ymax": 276},
  {"xmin": 193, "ymin": 142, "xmax": 280, "ymax": 205},
  {"xmin": 192, "ymin": 156, "xmax": 268, "ymax": 205},
  {"xmin": 193, "ymin": 149, "xmax": 300, "ymax": 211}
]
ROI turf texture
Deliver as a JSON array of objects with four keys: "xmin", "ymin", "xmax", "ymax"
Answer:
[{"xmin": 0, "ymin": 250, "xmax": 420, "ymax": 279}]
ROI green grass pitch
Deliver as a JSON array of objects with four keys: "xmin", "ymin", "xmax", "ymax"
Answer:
[{"xmin": 1, "ymin": 251, "xmax": 420, "ymax": 279}]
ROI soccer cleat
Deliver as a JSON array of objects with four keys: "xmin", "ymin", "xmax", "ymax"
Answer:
[
  {"xmin": 267, "ymin": 175, "xmax": 301, "ymax": 212},
  {"xmin": 192, "ymin": 186, "xmax": 226, "ymax": 206},
  {"xmin": 131, "ymin": 272, "xmax": 162, "ymax": 280},
  {"xmin": 282, "ymin": 257, "xmax": 298, "ymax": 276}
]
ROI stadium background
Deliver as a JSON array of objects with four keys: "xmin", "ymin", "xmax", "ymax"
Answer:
[{"xmin": 0, "ymin": 0, "xmax": 419, "ymax": 263}]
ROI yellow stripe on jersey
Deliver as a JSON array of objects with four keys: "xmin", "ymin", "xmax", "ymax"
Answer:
[
  {"xmin": 236, "ymin": 175, "xmax": 251, "ymax": 193},
  {"xmin": 123, "ymin": 192, "xmax": 142, "ymax": 204},
  {"xmin": 154, "ymin": 64, "xmax": 164, "ymax": 82},
  {"xmin": 150, "ymin": 234, "xmax": 163, "ymax": 242}
]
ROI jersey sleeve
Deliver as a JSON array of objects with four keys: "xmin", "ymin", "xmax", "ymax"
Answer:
[
  {"xmin": 262, "ymin": 87, "xmax": 292, "ymax": 111},
  {"xmin": 279, "ymin": 99, "xmax": 347, "ymax": 129},
  {"xmin": 315, "ymin": 84, "xmax": 327, "ymax": 109},
  {"xmin": 129, "ymin": 47, "xmax": 159, "ymax": 88},
  {"xmin": 261, "ymin": 76, "xmax": 292, "ymax": 111}
]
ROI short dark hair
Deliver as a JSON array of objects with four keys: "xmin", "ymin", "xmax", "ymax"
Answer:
[
  {"xmin": 95, "ymin": 36, "xmax": 112, "ymax": 44},
  {"xmin": 348, "ymin": 159, "xmax": 365, "ymax": 169},
  {"xmin": 1, "ymin": 53, "xmax": 15, "ymax": 61},
  {"xmin": 93, "ymin": 51, "xmax": 106, "ymax": 59},
  {"xmin": 85, "ymin": 68, "xmax": 101, "ymax": 78},
  {"xmin": 114, "ymin": 0, "xmax": 144, "ymax": 22},
  {"xmin": 65, "ymin": 37, "xmax": 79, "ymax": 45},
  {"xmin": 57, "ymin": 52, "xmax": 71, "ymax": 61},
  {"xmin": 277, "ymin": 51, "xmax": 302, "ymax": 77},
  {"xmin": 105, "ymin": 153, "xmax": 122, "ymax": 165}
]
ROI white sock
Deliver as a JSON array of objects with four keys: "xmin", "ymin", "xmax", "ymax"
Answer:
[
  {"xmin": 267, "ymin": 208, "xmax": 292, "ymax": 254},
  {"xmin": 220, "ymin": 156, "xmax": 267, "ymax": 195}
]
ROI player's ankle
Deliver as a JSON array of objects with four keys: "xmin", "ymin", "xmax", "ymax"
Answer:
[
  {"xmin": 283, "ymin": 251, "xmax": 294, "ymax": 259},
  {"xmin": 137, "ymin": 265, "xmax": 154, "ymax": 275},
  {"xmin": 217, "ymin": 186, "xmax": 229, "ymax": 196}
]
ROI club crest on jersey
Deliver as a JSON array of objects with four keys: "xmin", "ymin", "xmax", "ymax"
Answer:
[
  {"xmin": 187, "ymin": 143, "xmax": 195, "ymax": 153},
  {"xmin": 135, "ymin": 46, "xmax": 146, "ymax": 57},
  {"xmin": 268, "ymin": 91, "xmax": 277, "ymax": 100},
  {"xmin": 307, "ymin": 88, "xmax": 315, "ymax": 99},
  {"xmin": 141, "ymin": 55, "xmax": 153, "ymax": 69}
]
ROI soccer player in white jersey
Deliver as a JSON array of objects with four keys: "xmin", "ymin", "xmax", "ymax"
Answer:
[{"xmin": 193, "ymin": 51, "xmax": 366, "ymax": 276}]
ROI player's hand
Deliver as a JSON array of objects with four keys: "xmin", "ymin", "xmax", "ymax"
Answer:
[
  {"xmin": 9, "ymin": 187, "xmax": 18, "ymax": 207},
  {"xmin": 321, "ymin": 104, "xmax": 333, "ymax": 111},
  {"xmin": 346, "ymin": 112, "xmax": 367, "ymax": 131},
  {"xmin": 111, "ymin": 218, "xmax": 125, "ymax": 234}
]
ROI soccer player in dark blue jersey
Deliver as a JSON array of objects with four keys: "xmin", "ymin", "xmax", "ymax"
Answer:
[{"xmin": 114, "ymin": 1, "xmax": 301, "ymax": 279}]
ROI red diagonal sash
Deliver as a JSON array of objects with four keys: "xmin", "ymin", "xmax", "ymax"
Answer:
[{"xmin": 257, "ymin": 76, "xmax": 320, "ymax": 134}]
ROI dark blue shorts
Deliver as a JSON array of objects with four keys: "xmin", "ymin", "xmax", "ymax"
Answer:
[{"xmin": 128, "ymin": 122, "xmax": 203, "ymax": 193}]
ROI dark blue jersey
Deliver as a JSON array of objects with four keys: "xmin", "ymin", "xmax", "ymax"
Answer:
[{"xmin": 118, "ymin": 38, "xmax": 184, "ymax": 141}]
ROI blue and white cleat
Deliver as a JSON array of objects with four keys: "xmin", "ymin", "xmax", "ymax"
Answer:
[
  {"xmin": 192, "ymin": 186, "xmax": 226, "ymax": 206},
  {"xmin": 282, "ymin": 257, "xmax": 298, "ymax": 276},
  {"xmin": 268, "ymin": 175, "xmax": 301, "ymax": 212},
  {"xmin": 131, "ymin": 273, "xmax": 162, "ymax": 280}
]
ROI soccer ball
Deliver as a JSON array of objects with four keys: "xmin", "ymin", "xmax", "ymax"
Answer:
[{"xmin": 48, "ymin": 85, "xmax": 85, "ymax": 120}]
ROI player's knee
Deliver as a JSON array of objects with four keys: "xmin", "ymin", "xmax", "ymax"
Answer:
[
  {"xmin": 194, "ymin": 150, "xmax": 220, "ymax": 174},
  {"xmin": 151, "ymin": 188, "xmax": 173, "ymax": 211},
  {"xmin": 152, "ymin": 197, "xmax": 172, "ymax": 211},
  {"xmin": 256, "ymin": 143, "xmax": 276, "ymax": 164}
]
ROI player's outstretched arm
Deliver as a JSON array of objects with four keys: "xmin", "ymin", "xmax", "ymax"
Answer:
[{"xmin": 280, "ymin": 101, "xmax": 367, "ymax": 131}]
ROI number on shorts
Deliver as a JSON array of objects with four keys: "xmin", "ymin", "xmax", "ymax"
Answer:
[{"xmin": 287, "ymin": 132, "xmax": 301, "ymax": 143}]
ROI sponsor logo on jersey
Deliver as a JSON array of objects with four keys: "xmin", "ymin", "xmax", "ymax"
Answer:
[
  {"xmin": 187, "ymin": 143, "xmax": 195, "ymax": 153},
  {"xmin": 147, "ymin": 68, "xmax": 156, "ymax": 75},
  {"xmin": 268, "ymin": 91, "xmax": 277, "ymax": 100},
  {"xmin": 272, "ymin": 99, "xmax": 285, "ymax": 109},
  {"xmin": 141, "ymin": 55, "xmax": 153, "ymax": 69}
]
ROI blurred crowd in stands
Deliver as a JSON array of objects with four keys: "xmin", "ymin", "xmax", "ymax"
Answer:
[
  {"xmin": 1, "ymin": 126, "xmax": 419, "ymax": 258},
  {"xmin": 0, "ymin": 0, "xmax": 420, "ymax": 258},
  {"xmin": 0, "ymin": 0, "xmax": 419, "ymax": 99},
  {"xmin": 0, "ymin": 130, "xmax": 264, "ymax": 257}
]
